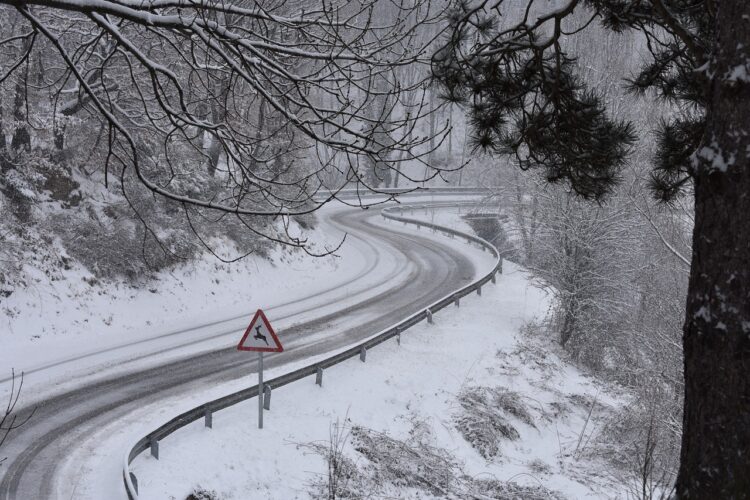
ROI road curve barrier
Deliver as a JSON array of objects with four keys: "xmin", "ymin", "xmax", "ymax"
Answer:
[
  {"xmin": 123, "ymin": 201, "xmax": 503, "ymax": 499},
  {"xmin": 312, "ymin": 185, "xmax": 494, "ymax": 202}
]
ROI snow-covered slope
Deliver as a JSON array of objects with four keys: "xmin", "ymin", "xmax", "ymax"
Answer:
[{"xmin": 131, "ymin": 249, "xmax": 630, "ymax": 499}]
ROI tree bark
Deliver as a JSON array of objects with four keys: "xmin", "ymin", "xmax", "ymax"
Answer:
[
  {"xmin": 0, "ymin": 96, "xmax": 6, "ymax": 152},
  {"xmin": 10, "ymin": 77, "xmax": 30, "ymax": 153},
  {"xmin": 205, "ymin": 74, "xmax": 230, "ymax": 177},
  {"xmin": 676, "ymin": 1, "xmax": 750, "ymax": 497},
  {"xmin": 53, "ymin": 120, "xmax": 66, "ymax": 151},
  {"xmin": 0, "ymin": 96, "xmax": 8, "ymax": 172}
]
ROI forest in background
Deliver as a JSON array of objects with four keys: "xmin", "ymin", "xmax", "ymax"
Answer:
[
  {"xmin": 0, "ymin": 0, "xmax": 455, "ymax": 295},
  {"xmin": 439, "ymin": 5, "xmax": 690, "ymax": 496},
  {"xmin": 0, "ymin": 0, "xmax": 711, "ymax": 497}
]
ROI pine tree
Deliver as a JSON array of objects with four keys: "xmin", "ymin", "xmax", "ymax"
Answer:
[{"xmin": 433, "ymin": 1, "xmax": 750, "ymax": 497}]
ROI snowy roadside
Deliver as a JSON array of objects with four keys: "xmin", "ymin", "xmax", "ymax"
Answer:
[
  {"xmin": 393, "ymin": 204, "xmax": 478, "ymax": 235},
  {"xmin": 0, "ymin": 196, "xmax": 480, "ymax": 402},
  {"xmin": 0, "ymin": 205, "xmax": 345, "ymax": 398},
  {"xmin": 42, "ymin": 198, "xmax": 496, "ymax": 500},
  {"xmin": 130, "ymin": 260, "xmax": 631, "ymax": 499}
]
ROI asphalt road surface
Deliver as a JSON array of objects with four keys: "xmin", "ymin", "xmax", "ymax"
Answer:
[{"xmin": 0, "ymin": 203, "xmax": 480, "ymax": 499}]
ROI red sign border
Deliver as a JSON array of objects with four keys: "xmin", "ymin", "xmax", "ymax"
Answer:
[{"xmin": 237, "ymin": 309, "xmax": 284, "ymax": 353}]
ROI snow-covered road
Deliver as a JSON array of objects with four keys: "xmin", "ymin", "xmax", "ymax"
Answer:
[{"xmin": 0, "ymin": 198, "xmax": 495, "ymax": 499}]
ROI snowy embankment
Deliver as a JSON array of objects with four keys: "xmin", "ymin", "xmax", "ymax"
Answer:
[
  {"xmin": 1, "ymin": 198, "xmax": 460, "ymax": 404},
  {"xmin": 131, "ymin": 212, "xmax": 631, "ymax": 500},
  {"xmin": 0, "ymin": 211, "xmax": 339, "ymax": 399}
]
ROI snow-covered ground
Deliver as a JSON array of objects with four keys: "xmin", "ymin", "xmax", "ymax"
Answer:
[
  {"xmin": 0, "ymin": 208, "xmax": 339, "ymax": 397},
  {"xmin": 130, "ymin": 211, "xmax": 631, "ymax": 500},
  {"xmin": 392, "ymin": 204, "xmax": 477, "ymax": 234},
  {"xmin": 31, "ymin": 200, "xmax": 494, "ymax": 500},
  {"xmin": 0, "ymin": 196, "xmax": 481, "ymax": 404},
  {"xmin": 3, "ymin": 199, "xmax": 633, "ymax": 499}
]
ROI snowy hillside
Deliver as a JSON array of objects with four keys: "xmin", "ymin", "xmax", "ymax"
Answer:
[
  {"xmin": 131, "ymin": 259, "xmax": 632, "ymax": 500},
  {"xmin": 127, "ymin": 210, "xmax": 635, "ymax": 500}
]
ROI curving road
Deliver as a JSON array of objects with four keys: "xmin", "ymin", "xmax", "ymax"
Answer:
[{"xmin": 0, "ymin": 202, "xmax": 484, "ymax": 500}]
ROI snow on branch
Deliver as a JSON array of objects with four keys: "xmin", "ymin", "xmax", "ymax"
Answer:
[{"xmin": 1, "ymin": 0, "xmax": 448, "ymax": 217}]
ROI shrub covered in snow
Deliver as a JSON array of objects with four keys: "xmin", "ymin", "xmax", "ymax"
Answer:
[
  {"xmin": 454, "ymin": 386, "xmax": 536, "ymax": 460},
  {"xmin": 185, "ymin": 486, "xmax": 221, "ymax": 500},
  {"xmin": 308, "ymin": 419, "xmax": 564, "ymax": 499}
]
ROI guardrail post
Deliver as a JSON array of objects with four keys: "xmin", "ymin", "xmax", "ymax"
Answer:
[
  {"xmin": 426, "ymin": 309, "xmax": 433, "ymax": 325},
  {"xmin": 477, "ymin": 285, "xmax": 482, "ymax": 296},
  {"xmin": 396, "ymin": 328, "xmax": 401, "ymax": 346},
  {"xmin": 454, "ymin": 297, "xmax": 460, "ymax": 307},
  {"xmin": 491, "ymin": 273, "xmax": 496, "ymax": 284},
  {"xmin": 150, "ymin": 438, "xmax": 159, "ymax": 460},
  {"xmin": 316, "ymin": 367, "xmax": 323, "ymax": 386},
  {"xmin": 263, "ymin": 385, "xmax": 271, "ymax": 411},
  {"xmin": 360, "ymin": 347, "xmax": 367, "ymax": 362},
  {"xmin": 204, "ymin": 408, "xmax": 213, "ymax": 429},
  {"xmin": 499, "ymin": 257, "xmax": 503, "ymax": 274}
]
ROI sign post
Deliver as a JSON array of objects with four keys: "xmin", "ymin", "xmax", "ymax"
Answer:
[
  {"xmin": 237, "ymin": 309, "xmax": 283, "ymax": 429},
  {"xmin": 258, "ymin": 352, "xmax": 263, "ymax": 428}
]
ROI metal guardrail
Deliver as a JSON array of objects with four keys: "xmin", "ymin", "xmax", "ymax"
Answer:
[
  {"xmin": 312, "ymin": 186, "xmax": 493, "ymax": 201},
  {"xmin": 123, "ymin": 202, "xmax": 502, "ymax": 499}
]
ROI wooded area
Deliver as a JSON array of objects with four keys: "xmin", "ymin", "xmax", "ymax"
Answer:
[{"xmin": 1, "ymin": 0, "xmax": 749, "ymax": 498}]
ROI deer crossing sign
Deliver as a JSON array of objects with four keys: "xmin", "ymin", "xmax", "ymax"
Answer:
[
  {"xmin": 237, "ymin": 309, "xmax": 284, "ymax": 353},
  {"xmin": 237, "ymin": 309, "xmax": 282, "ymax": 429}
]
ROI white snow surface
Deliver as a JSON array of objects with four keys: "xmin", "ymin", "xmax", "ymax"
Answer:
[
  {"xmin": 128, "ymin": 212, "xmax": 630, "ymax": 500},
  {"xmin": 38, "ymin": 200, "xmax": 497, "ymax": 500},
  {"xmin": 399, "ymin": 204, "xmax": 476, "ymax": 234},
  {"xmin": 2, "ymin": 199, "xmax": 631, "ymax": 499},
  {"xmin": 1, "ymin": 207, "xmax": 343, "ymax": 400},
  {"xmin": 0, "ymin": 196, "xmax": 481, "ymax": 404}
]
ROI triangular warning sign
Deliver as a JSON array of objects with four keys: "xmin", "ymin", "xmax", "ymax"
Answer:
[{"xmin": 237, "ymin": 309, "xmax": 284, "ymax": 352}]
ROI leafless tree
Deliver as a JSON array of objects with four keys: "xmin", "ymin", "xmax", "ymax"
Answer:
[{"xmin": 0, "ymin": 0, "xmax": 449, "ymax": 250}]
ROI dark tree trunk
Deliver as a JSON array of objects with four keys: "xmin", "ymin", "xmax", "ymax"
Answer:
[
  {"xmin": 560, "ymin": 305, "xmax": 576, "ymax": 348},
  {"xmin": 676, "ymin": 1, "xmax": 750, "ymax": 497},
  {"xmin": 428, "ymin": 91, "xmax": 436, "ymax": 167},
  {"xmin": 54, "ymin": 121, "xmax": 66, "ymax": 151},
  {"xmin": 251, "ymin": 98, "xmax": 266, "ymax": 172},
  {"xmin": 0, "ymin": 99, "xmax": 5, "ymax": 152},
  {"xmin": 205, "ymin": 75, "xmax": 230, "ymax": 177},
  {"xmin": 205, "ymin": 133, "xmax": 221, "ymax": 177},
  {"xmin": 0, "ymin": 96, "xmax": 8, "ymax": 172},
  {"xmin": 10, "ymin": 78, "xmax": 30, "ymax": 153}
]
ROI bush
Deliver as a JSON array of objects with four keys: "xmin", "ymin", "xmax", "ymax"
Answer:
[
  {"xmin": 185, "ymin": 486, "xmax": 220, "ymax": 500},
  {"xmin": 454, "ymin": 386, "xmax": 535, "ymax": 459},
  {"xmin": 351, "ymin": 424, "xmax": 459, "ymax": 496}
]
